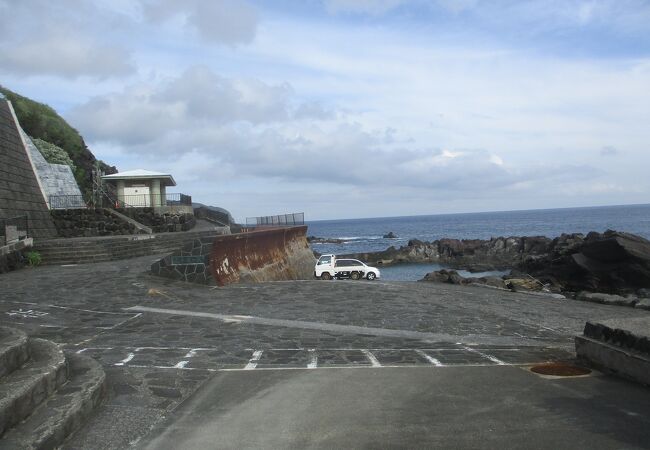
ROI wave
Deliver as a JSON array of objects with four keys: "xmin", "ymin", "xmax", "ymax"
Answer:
[{"xmin": 337, "ymin": 236, "xmax": 384, "ymax": 241}]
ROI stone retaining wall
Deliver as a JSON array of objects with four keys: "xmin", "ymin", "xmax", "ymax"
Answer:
[
  {"xmin": 115, "ymin": 207, "xmax": 196, "ymax": 233},
  {"xmin": 51, "ymin": 209, "xmax": 140, "ymax": 237},
  {"xmin": 33, "ymin": 228, "xmax": 230, "ymax": 266}
]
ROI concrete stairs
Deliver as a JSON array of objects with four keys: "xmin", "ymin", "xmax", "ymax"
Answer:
[
  {"xmin": 33, "ymin": 227, "xmax": 230, "ymax": 266},
  {"xmin": 0, "ymin": 327, "xmax": 106, "ymax": 449},
  {"xmin": 576, "ymin": 317, "xmax": 650, "ymax": 386}
]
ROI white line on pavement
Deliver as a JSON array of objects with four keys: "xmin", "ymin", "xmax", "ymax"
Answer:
[
  {"xmin": 245, "ymin": 350, "xmax": 263, "ymax": 370},
  {"xmin": 463, "ymin": 346, "xmax": 506, "ymax": 365},
  {"xmin": 115, "ymin": 352, "xmax": 135, "ymax": 366},
  {"xmin": 361, "ymin": 349, "xmax": 381, "ymax": 367},
  {"xmin": 307, "ymin": 349, "xmax": 318, "ymax": 369},
  {"xmin": 415, "ymin": 349, "xmax": 443, "ymax": 366}
]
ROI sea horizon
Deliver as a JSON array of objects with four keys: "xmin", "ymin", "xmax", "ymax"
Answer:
[
  {"xmin": 307, "ymin": 202, "xmax": 650, "ymax": 224},
  {"xmin": 306, "ymin": 203, "xmax": 650, "ymax": 258}
]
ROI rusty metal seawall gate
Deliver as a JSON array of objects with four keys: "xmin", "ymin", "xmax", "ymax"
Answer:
[{"xmin": 209, "ymin": 225, "xmax": 313, "ymax": 286}]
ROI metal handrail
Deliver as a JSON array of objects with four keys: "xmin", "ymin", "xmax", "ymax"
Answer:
[
  {"xmin": 1, "ymin": 215, "xmax": 29, "ymax": 246},
  {"xmin": 246, "ymin": 212, "xmax": 305, "ymax": 227}
]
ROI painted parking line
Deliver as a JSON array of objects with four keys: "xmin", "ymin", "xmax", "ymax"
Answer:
[
  {"xmin": 361, "ymin": 349, "xmax": 382, "ymax": 367},
  {"xmin": 78, "ymin": 346, "xmax": 571, "ymax": 371},
  {"xmin": 307, "ymin": 349, "xmax": 318, "ymax": 369},
  {"xmin": 462, "ymin": 346, "xmax": 506, "ymax": 365},
  {"xmin": 415, "ymin": 349, "xmax": 443, "ymax": 366},
  {"xmin": 245, "ymin": 350, "xmax": 264, "ymax": 370},
  {"xmin": 115, "ymin": 352, "xmax": 135, "ymax": 366}
]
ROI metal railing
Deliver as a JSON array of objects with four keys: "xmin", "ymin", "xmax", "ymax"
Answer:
[
  {"xmin": 246, "ymin": 212, "xmax": 304, "ymax": 228},
  {"xmin": 49, "ymin": 195, "xmax": 87, "ymax": 209},
  {"xmin": 115, "ymin": 193, "xmax": 192, "ymax": 208},
  {"xmin": 1, "ymin": 215, "xmax": 28, "ymax": 246},
  {"xmin": 49, "ymin": 193, "xmax": 192, "ymax": 209}
]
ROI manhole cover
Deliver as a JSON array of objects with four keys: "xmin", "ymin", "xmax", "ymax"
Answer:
[{"xmin": 530, "ymin": 362, "xmax": 591, "ymax": 376}]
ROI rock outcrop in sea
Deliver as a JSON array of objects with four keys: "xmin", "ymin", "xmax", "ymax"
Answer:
[{"xmin": 343, "ymin": 230, "xmax": 650, "ymax": 296}]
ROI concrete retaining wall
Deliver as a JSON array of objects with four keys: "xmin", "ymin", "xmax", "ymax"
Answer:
[{"xmin": 151, "ymin": 226, "xmax": 316, "ymax": 286}]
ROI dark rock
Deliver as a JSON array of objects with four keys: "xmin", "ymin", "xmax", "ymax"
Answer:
[
  {"xmin": 421, "ymin": 269, "xmax": 468, "ymax": 285},
  {"xmin": 476, "ymin": 276, "xmax": 507, "ymax": 289},
  {"xmin": 519, "ymin": 231, "xmax": 650, "ymax": 295},
  {"xmin": 383, "ymin": 232, "xmax": 398, "ymax": 239},
  {"xmin": 638, "ymin": 288, "xmax": 650, "ymax": 299},
  {"xmin": 307, "ymin": 236, "xmax": 346, "ymax": 244}
]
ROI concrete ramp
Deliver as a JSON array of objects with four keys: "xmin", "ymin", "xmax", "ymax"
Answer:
[{"xmin": 151, "ymin": 226, "xmax": 315, "ymax": 285}]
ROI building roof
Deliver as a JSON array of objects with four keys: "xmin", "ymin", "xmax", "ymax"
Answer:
[{"xmin": 102, "ymin": 169, "xmax": 176, "ymax": 186}]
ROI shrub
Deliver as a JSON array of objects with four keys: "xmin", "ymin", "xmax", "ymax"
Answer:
[
  {"xmin": 26, "ymin": 251, "xmax": 42, "ymax": 267},
  {"xmin": 32, "ymin": 137, "xmax": 76, "ymax": 169}
]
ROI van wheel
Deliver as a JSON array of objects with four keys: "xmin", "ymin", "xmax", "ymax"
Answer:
[
  {"xmin": 321, "ymin": 272, "xmax": 332, "ymax": 280},
  {"xmin": 350, "ymin": 272, "xmax": 360, "ymax": 280},
  {"xmin": 366, "ymin": 272, "xmax": 376, "ymax": 280}
]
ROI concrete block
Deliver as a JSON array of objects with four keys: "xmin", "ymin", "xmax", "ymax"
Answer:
[
  {"xmin": 576, "ymin": 335, "xmax": 650, "ymax": 386},
  {"xmin": 577, "ymin": 291, "xmax": 638, "ymax": 307}
]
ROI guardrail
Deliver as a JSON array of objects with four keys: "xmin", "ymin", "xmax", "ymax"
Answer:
[
  {"xmin": 246, "ymin": 212, "xmax": 304, "ymax": 227},
  {"xmin": 0, "ymin": 215, "xmax": 28, "ymax": 246},
  {"xmin": 49, "ymin": 195, "xmax": 87, "ymax": 209},
  {"xmin": 115, "ymin": 193, "xmax": 192, "ymax": 208},
  {"xmin": 49, "ymin": 193, "xmax": 192, "ymax": 209}
]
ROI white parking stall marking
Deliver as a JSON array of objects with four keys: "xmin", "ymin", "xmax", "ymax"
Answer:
[
  {"xmin": 115, "ymin": 352, "xmax": 135, "ymax": 366},
  {"xmin": 463, "ymin": 346, "xmax": 506, "ymax": 365},
  {"xmin": 245, "ymin": 350, "xmax": 264, "ymax": 370},
  {"xmin": 415, "ymin": 349, "xmax": 443, "ymax": 366},
  {"xmin": 361, "ymin": 349, "xmax": 381, "ymax": 367},
  {"xmin": 307, "ymin": 349, "xmax": 318, "ymax": 369},
  {"xmin": 173, "ymin": 348, "xmax": 202, "ymax": 368}
]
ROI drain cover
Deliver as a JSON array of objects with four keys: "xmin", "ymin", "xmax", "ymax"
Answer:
[{"xmin": 530, "ymin": 362, "xmax": 591, "ymax": 377}]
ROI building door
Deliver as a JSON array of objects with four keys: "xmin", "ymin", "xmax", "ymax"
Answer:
[{"xmin": 123, "ymin": 186, "xmax": 150, "ymax": 207}]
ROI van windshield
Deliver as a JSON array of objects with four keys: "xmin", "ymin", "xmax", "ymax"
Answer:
[{"xmin": 318, "ymin": 256, "xmax": 332, "ymax": 265}]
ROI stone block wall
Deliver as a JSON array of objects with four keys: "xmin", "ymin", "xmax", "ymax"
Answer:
[
  {"xmin": 150, "ymin": 237, "xmax": 214, "ymax": 284},
  {"xmin": 51, "ymin": 209, "xmax": 139, "ymax": 237},
  {"xmin": 0, "ymin": 99, "xmax": 57, "ymax": 238},
  {"xmin": 115, "ymin": 207, "xmax": 196, "ymax": 233}
]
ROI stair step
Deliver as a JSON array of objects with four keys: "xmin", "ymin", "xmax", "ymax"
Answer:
[
  {"xmin": 0, "ymin": 353, "xmax": 106, "ymax": 450},
  {"xmin": 0, "ymin": 327, "xmax": 29, "ymax": 378},
  {"xmin": 0, "ymin": 339, "xmax": 68, "ymax": 437}
]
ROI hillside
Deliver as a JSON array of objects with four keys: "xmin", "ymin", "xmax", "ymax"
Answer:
[{"xmin": 0, "ymin": 85, "xmax": 116, "ymax": 197}]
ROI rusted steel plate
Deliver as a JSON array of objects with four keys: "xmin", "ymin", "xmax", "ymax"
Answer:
[{"xmin": 210, "ymin": 226, "xmax": 312, "ymax": 286}]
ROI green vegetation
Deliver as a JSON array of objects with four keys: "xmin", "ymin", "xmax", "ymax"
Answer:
[
  {"xmin": 0, "ymin": 85, "xmax": 116, "ymax": 197},
  {"xmin": 26, "ymin": 250, "xmax": 42, "ymax": 267},
  {"xmin": 32, "ymin": 138, "xmax": 76, "ymax": 169}
]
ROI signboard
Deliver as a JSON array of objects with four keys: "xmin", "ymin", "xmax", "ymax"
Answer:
[{"xmin": 171, "ymin": 255, "xmax": 206, "ymax": 265}]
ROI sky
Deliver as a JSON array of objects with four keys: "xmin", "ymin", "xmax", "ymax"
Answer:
[{"xmin": 1, "ymin": 0, "xmax": 649, "ymax": 221}]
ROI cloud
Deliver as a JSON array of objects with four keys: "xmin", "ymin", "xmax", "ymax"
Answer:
[
  {"xmin": 141, "ymin": 0, "xmax": 258, "ymax": 45},
  {"xmin": 0, "ymin": 0, "xmax": 135, "ymax": 79},
  {"xmin": 600, "ymin": 145, "xmax": 619, "ymax": 156},
  {"xmin": 0, "ymin": 33, "xmax": 134, "ymax": 79},
  {"xmin": 67, "ymin": 66, "xmax": 327, "ymax": 144},
  {"xmin": 324, "ymin": 0, "xmax": 408, "ymax": 15}
]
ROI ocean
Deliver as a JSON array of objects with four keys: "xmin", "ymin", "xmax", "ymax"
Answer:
[{"xmin": 306, "ymin": 203, "xmax": 650, "ymax": 281}]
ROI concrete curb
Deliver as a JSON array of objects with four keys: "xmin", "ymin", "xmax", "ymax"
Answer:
[
  {"xmin": 0, "ymin": 327, "xmax": 29, "ymax": 378},
  {"xmin": 0, "ymin": 353, "xmax": 107, "ymax": 450},
  {"xmin": 576, "ymin": 335, "xmax": 650, "ymax": 386},
  {"xmin": 0, "ymin": 339, "xmax": 68, "ymax": 437}
]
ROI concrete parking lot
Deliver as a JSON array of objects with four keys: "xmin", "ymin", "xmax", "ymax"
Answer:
[{"xmin": 1, "ymin": 256, "xmax": 650, "ymax": 448}]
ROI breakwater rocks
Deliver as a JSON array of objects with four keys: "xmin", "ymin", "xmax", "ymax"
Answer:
[
  {"xmin": 344, "ymin": 230, "xmax": 650, "ymax": 296},
  {"xmin": 342, "ymin": 235, "xmax": 551, "ymax": 271}
]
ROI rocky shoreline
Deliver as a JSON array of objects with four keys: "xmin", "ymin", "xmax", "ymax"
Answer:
[{"xmin": 335, "ymin": 230, "xmax": 650, "ymax": 298}]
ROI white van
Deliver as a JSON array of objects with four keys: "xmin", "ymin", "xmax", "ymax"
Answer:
[{"xmin": 314, "ymin": 254, "xmax": 380, "ymax": 281}]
